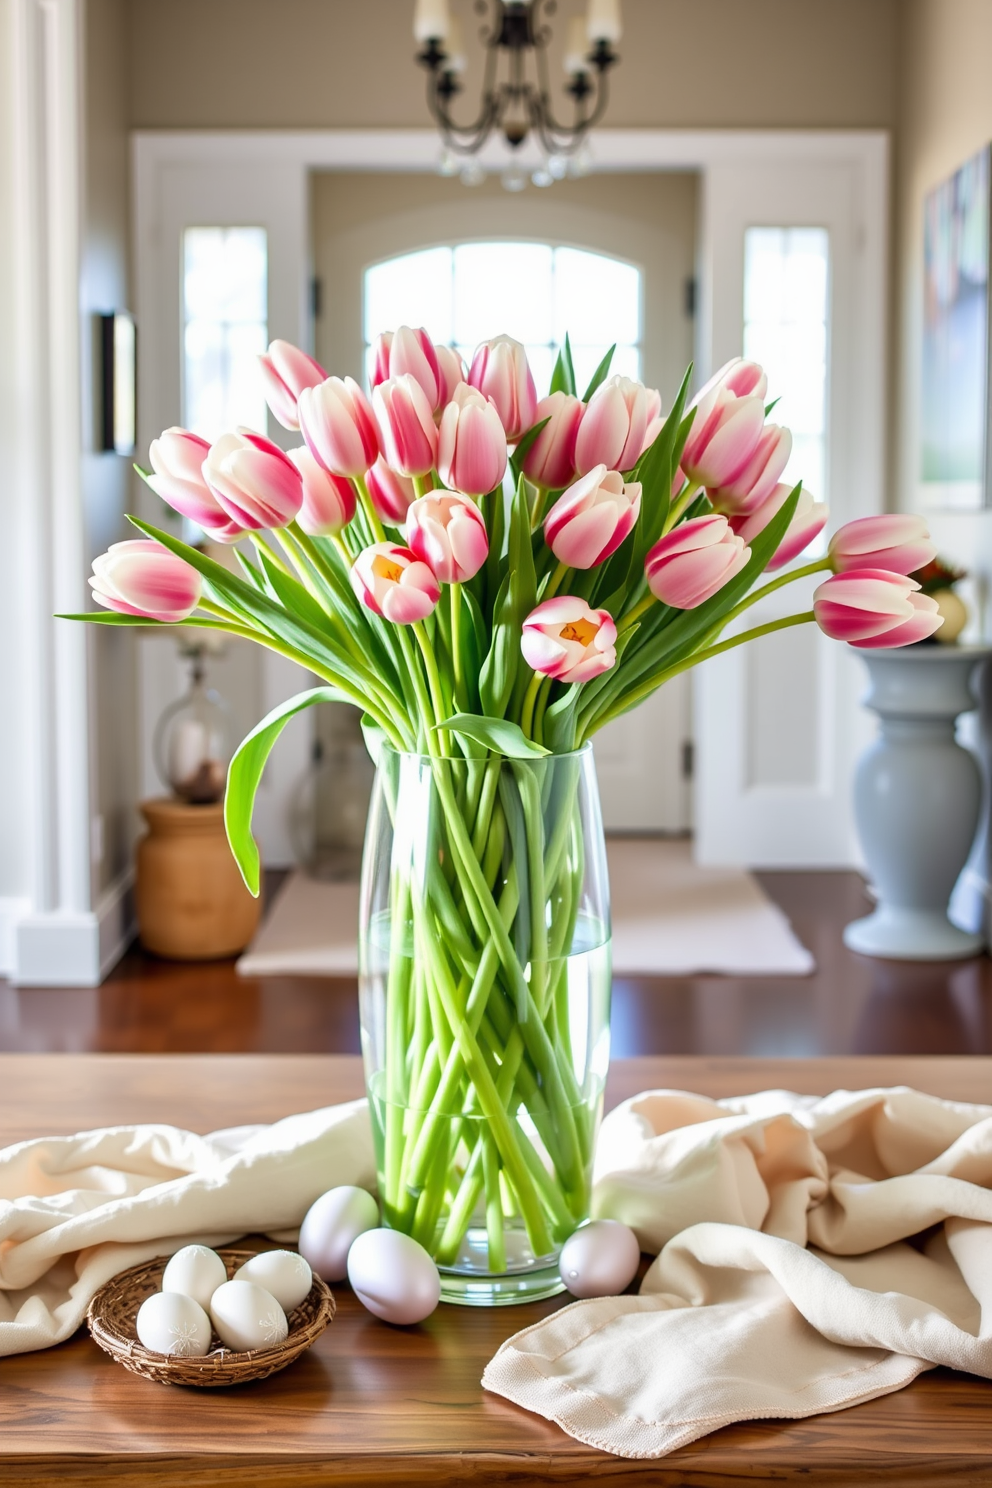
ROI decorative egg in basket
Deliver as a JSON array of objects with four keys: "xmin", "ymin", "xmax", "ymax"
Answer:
[{"xmin": 87, "ymin": 1246, "xmax": 334, "ymax": 1387}]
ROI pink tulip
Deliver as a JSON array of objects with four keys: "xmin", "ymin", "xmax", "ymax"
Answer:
[
  {"xmin": 372, "ymin": 326, "xmax": 443, "ymax": 412},
  {"xmin": 406, "ymin": 492, "xmax": 488, "ymax": 584},
  {"xmin": 202, "ymin": 430, "xmax": 303, "ymax": 531},
  {"xmin": 298, "ymin": 376, "xmax": 379, "ymax": 478},
  {"xmin": 258, "ymin": 340, "xmax": 327, "ymax": 430},
  {"xmin": 522, "ymin": 391, "xmax": 583, "ymax": 490},
  {"xmin": 545, "ymin": 465, "xmax": 641, "ymax": 569},
  {"xmin": 146, "ymin": 427, "xmax": 243, "ymax": 541},
  {"xmin": 287, "ymin": 446, "xmax": 356, "ymax": 536},
  {"xmin": 828, "ymin": 514, "xmax": 937, "ymax": 576},
  {"xmin": 367, "ymin": 457, "xmax": 416, "ymax": 524},
  {"xmin": 813, "ymin": 569, "xmax": 926, "ymax": 643},
  {"xmin": 89, "ymin": 540, "xmax": 201, "ymax": 623},
  {"xmin": 574, "ymin": 376, "xmax": 652, "ymax": 476},
  {"xmin": 694, "ymin": 357, "xmax": 768, "ymax": 405},
  {"xmin": 467, "ymin": 335, "xmax": 537, "ymax": 442},
  {"xmin": 642, "ymin": 387, "xmax": 664, "ymax": 455},
  {"xmin": 436, "ymin": 346, "xmax": 467, "ymax": 404},
  {"xmin": 645, "ymin": 514, "xmax": 751, "ymax": 609},
  {"xmin": 681, "ymin": 381, "xmax": 766, "ymax": 491},
  {"xmin": 849, "ymin": 591, "xmax": 943, "ymax": 648},
  {"xmin": 437, "ymin": 384, "xmax": 507, "ymax": 496},
  {"xmin": 373, "ymin": 374, "xmax": 439, "ymax": 479},
  {"xmin": 730, "ymin": 482, "xmax": 829, "ymax": 571},
  {"xmin": 350, "ymin": 542, "xmax": 441, "ymax": 625},
  {"xmin": 707, "ymin": 423, "xmax": 793, "ymax": 515},
  {"xmin": 521, "ymin": 596, "xmax": 617, "ymax": 683}
]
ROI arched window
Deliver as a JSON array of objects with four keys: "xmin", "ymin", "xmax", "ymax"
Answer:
[{"xmin": 364, "ymin": 243, "xmax": 641, "ymax": 394}]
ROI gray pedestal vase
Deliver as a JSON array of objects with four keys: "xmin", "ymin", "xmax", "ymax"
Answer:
[{"xmin": 844, "ymin": 644, "xmax": 991, "ymax": 961}]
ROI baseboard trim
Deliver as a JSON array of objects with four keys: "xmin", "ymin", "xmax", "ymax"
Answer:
[
  {"xmin": 6, "ymin": 871, "xmax": 135, "ymax": 987},
  {"xmin": 0, "ymin": 897, "xmax": 32, "ymax": 977}
]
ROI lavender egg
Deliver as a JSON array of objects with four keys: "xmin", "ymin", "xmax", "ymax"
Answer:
[
  {"xmin": 299, "ymin": 1186, "xmax": 380, "ymax": 1282},
  {"xmin": 559, "ymin": 1219, "xmax": 640, "ymax": 1299},
  {"xmin": 347, "ymin": 1228, "xmax": 440, "ymax": 1325}
]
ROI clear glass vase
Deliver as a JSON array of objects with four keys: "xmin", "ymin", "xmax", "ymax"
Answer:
[{"xmin": 358, "ymin": 745, "xmax": 611, "ymax": 1306}]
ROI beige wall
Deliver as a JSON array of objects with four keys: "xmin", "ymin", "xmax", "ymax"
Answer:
[
  {"xmin": 82, "ymin": 0, "xmax": 138, "ymax": 894},
  {"xmin": 894, "ymin": 0, "xmax": 992, "ymax": 634},
  {"xmin": 128, "ymin": 0, "xmax": 899, "ymax": 132}
]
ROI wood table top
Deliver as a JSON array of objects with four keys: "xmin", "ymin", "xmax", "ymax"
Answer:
[{"xmin": 1, "ymin": 1053, "xmax": 991, "ymax": 1487}]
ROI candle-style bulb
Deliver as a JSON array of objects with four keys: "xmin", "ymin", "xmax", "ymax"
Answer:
[
  {"xmin": 445, "ymin": 14, "xmax": 466, "ymax": 71},
  {"xmin": 564, "ymin": 15, "xmax": 591, "ymax": 73},
  {"xmin": 413, "ymin": 0, "xmax": 450, "ymax": 43},
  {"xmin": 586, "ymin": 0, "xmax": 622, "ymax": 44}
]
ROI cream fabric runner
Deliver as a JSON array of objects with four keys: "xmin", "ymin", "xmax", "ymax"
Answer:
[
  {"xmin": 3, "ymin": 1085, "xmax": 992, "ymax": 1463},
  {"xmin": 484, "ymin": 1086, "xmax": 992, "ymax": 1456}
]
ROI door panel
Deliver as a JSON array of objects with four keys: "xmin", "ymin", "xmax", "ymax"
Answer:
[{"xmin": 695, "ymin": 158, "xmax": 884, "ymax": 866}]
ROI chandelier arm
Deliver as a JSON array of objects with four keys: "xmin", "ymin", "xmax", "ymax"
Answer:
[
  {"xmin": 529, "ymin": 32, "xmax": 600, "ymax": 155},
  {"xmin": 425, "ymin": 22, "xmax": 504, "ymax": 151}
]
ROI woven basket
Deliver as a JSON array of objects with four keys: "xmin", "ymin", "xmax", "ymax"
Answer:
[{"xmin": 86, "ymin": 1246, "xmax": 335, "ymax": 1387}]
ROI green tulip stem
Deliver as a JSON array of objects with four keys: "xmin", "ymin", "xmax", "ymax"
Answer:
[
  {"xmin": 661, "ymin": 481, "xmax": 701, "ymax": 535},
  {"xmin": 716, "ymin": 556, "xmax": 832, "ymax": 630},
  {"xmin": 353, "ymin": 472, "xmax": 388, "ymax": 544}
]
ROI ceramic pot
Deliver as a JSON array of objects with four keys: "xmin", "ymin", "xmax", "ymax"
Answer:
[
  {"xmin": 136, "ymin": 798, "xmax": 261, "ymax": 959},
  {"xmin": 844, "ymin": 645, "xmax": 992, "ymax": 960}
]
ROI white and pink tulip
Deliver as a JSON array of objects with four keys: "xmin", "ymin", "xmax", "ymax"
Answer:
[
  {"xmin": 89, "ymin": 540, "xmax": 201, "ymax": 623},
  {"xmin": 258, "ymin": 340, "xmax": 327, "ymax": 430},
  {"xmin": 350, "ymin": 542, "xmax": 441, "ymax": 625},
  {"xmin": 367, "ymin": 457, "xmax": 416, "ymax": 524},
  {"xmin": 544, "ymin": 465, "xmax": 641, "ymax": 569},
  {"xmin": 467, "ymin": 335, "xmax": 538, "ymax": 442},
  {"xmin": 298, "ymin": 376, "xmax": 379, "ymax": 478},
  {"xmin": 373, "ymin": 374, "xmax": 439, "ymax": 479},
  {"xmin": 812, "ymin": 569, "xmax": 941, "ymax": 644},
  {"xmin": 437, "ymin": 384, "xmax": 507, "ymax": 496},
  {"xmin": 828, "ymin": 514, "xmax": 936, "ymax": 576},
  {"xmin": 287, "ymin": 446, "xmax": 356, "ymax": 536},
  {"xmin": 521, "ymin": 596, "xmax": 617, "ymax": 684},
  {"xmin": 373, "ymin": 326, "xmax": 444, "ymax": 412},
  {"xmin": 573, "ymin": 376, "xmax": 653, "ymax": 476},
  {"xmin": 147, "ymin": 427, "xmax": 243, "ymax": 542},
  {"xmin": 730, "ymin": 483, "xmax": 829, "ymax": 571},
  {"xmin": 680, "ymin": 381, "xmax": 766, "ymax": 492},
  {"xmin": 405, "ymin": 492, "xmax": 488, "ymax": 584},
  {"xmin": 202, "ymin": 430, "xmax": 303, "ymax": 530},
  {"xmin": 645, "ymin": 514, "xmax": 751, "ymax": 609},
  {"xmin": 522, "ymin": 391, "xmax": 583, "ymax": 491},
  {"xmin": 706, "ymin": 423, "xmax": 793, "ymax": 515}
]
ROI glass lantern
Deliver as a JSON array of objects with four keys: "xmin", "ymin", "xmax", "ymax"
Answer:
[{"xmin": 154, "ymin": 645, "xmax": 231, "ymax": 805}]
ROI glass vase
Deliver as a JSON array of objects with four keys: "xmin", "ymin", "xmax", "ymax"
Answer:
[{"xmin": 358, "ymin": 745, "xmax": 611, "ymax": 1306}]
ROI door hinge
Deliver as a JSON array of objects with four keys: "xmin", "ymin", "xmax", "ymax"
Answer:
[
  {"xmin": 683, "ymin": 275, "xmax": 697, "ymax": 319},
  {"xmin": 681, "ymin": 739, "xmax": 695, "ymax": 780}
]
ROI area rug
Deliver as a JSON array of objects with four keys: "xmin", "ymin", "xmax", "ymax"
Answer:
[{"xmin": 236, "ymin": 838, "xmax": 814, "ymax": 978}]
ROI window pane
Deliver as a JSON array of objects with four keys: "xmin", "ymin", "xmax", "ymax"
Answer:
[
  {"xmin": 454, "ymin": 243, "xmax": 554, "ymax": 346},
  {"xmin": 182, "ymin": 227, "xmax": 268, "ymax": 442},
  {"xmin": 743, "ymin": 226, "xmax": 830, "ymax": 506},
  {"xmin": 365, "ymin": 247, "xmax": 453, "ymax": 345},
  {"xmin": 554, "ymin": 248, "xmax": 640, "ymax": 347},
  {"xmin": 363, "ymin": 241, "xmax": 643, "ymax": 400}
]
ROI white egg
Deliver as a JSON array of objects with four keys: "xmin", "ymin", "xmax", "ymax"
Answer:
[
  {"xmin": 347, "ymin": 1228, "xmax": 440, "ymax": 1325},
  {"xmin": 299, "ymin": 1185, "xmax": 380, "ymax": 1282},
  {"xmin": 558, "ymin": 1219, "xmax": 641, "ymax": 1299},
  {"xmin": 161, "ymin": 1244, "xmax": 228, "ymax": 1311},
  {"xmin": 136, "ymin": 1290, "xmax": 212, "ymax": 1357},
  {"xmin": 209, "ymin": 1280, "xmax": 288, "ymax": 1352},
  {"xmin": 234, "ymin": 1250, "xmax": 312, "ymax": 1313}
]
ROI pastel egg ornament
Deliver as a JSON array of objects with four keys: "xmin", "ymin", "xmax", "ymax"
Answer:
[
  {"xmin": 234, "ymin": 1250, "xmax": 313, "ymax": 1312},
  {"xmin": 209, "ymin": 1280, "xmax": 289, "ymax": 1352},
  {"xmin": 346, "ymin": 1228, "xmax": 440, "ymax": 1325},
  {"xmin": 161, "ymin": 1244, "xmax": 228, "ymax": 1311},
  {"xmin": 299, "ymin": 1185, "xmax": 380, "ymax": 1282},
  {"xmin": 135, "ymin": 1291, "xmax": 212, "ymax": 1358},
  {"xmin": 558, "ymin": 1220, "xmax": 641, "ymax": 1299}
]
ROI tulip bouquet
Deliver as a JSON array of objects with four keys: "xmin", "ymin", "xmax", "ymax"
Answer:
[{"xmin": 73, "ymin": 328, "xmax": 940, "ymax": 1297}]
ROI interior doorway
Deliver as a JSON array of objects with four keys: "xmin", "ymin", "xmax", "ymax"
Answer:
[{"xmin": 309, "ymin": 168, "xmax": 699, "ymax": 840}]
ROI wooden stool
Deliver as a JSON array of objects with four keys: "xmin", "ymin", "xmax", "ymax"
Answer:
[{"xmin": 135, "ymin": 799, "xmax": 262, "ymax": 960}]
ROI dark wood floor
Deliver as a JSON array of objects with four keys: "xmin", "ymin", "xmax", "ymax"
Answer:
[{"xmin": 2, "ymin": 870, "xmax": 990, "ymax": 1057}]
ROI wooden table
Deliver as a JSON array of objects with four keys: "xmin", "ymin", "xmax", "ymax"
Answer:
[{"xmin": 2, "ymin": 1054, "xmax": 991, "ymax": 1486}]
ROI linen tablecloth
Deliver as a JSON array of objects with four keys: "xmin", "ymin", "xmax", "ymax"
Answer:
[{"xmin": 3, "ymin": 1084, "xmax": 992, "ymax": 1460}]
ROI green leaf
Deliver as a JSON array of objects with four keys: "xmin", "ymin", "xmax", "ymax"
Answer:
[
  {"xmin": 541, "ymin": 684, "xmax": 581, "ymax": 754},
  {"xmin": 360, "ymin": 713, "xmax": 387, "ymax": 768},
  {"xmin": 253, "ymin": 541, "xmax": 332, "ymax": 635},
  {"xmin": 435, "ymin": 713, "xmax": 549, "ymax": 758},
  {"xmin": 765, "ymin": 396, "xmax": 781, "ymax": 417},
  {"xmin": 563, "ymin": 334, "xmax": 576, "ymax": 397},
  {"xmin": 509, "ymin": 416, "xmax": 550, "ymax": 484},
  {"xmin": 57, "ymin": 612, "xmax": 238, "ymax": 632},
  {"xmin": 479, "ymin": 572, "xmax": 514, "ymax": 717},
  {"xmin": 549, "ymin": 335, "xmax": 576, "ymax": 398},
  {"xmin": 581, "ymin": 344, "xmax": 616, "ymax": 402},
  {"xmin": 225, "ymin": 686, "xmax": 347, "ymax": 895}
]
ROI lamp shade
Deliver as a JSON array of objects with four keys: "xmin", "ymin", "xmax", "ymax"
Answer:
[
  {"xmin": 413, "ymin": 0, "xmax": 450, "ymax": 42},
  {"xmin": 587, "ymin": 0, "xmax": 622, "ymax": 43}
]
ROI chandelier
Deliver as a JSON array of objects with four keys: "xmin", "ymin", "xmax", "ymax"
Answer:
[{"xmin": 412, "ymin": 1, "xmax": 622, "ymax": 188}]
